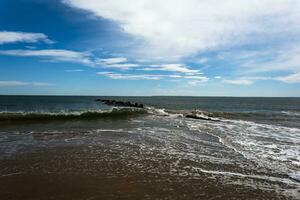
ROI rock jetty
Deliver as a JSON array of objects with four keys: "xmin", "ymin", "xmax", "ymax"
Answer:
[{"xmin": 96, "ymin": 99, "xmax": 144, "ymax": 108}]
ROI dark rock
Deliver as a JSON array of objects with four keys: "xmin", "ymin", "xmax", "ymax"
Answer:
[
  {"xmin": 96, "ymin": 99, "xmax": 144, "ymax": 108},
  {"xmin": 185, "ymin": 111, "xmax": 220, "ymax": 121},
  {"xmin": 185, "ymin": 114, "xmax": 212, "ymax": 121}
]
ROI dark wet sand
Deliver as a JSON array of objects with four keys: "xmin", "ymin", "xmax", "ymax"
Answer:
[{"xmin": 0, "ymin": 146, "xmax": 291, "ymax": 200}]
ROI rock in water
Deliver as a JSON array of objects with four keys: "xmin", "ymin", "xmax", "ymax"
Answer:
[
  {"xmin": 96, "ymin": 99, "xmax": 144, "ymax": 108},
  {"xmin": 185, "ymin": 110, "xmax": 220, "ymax": 121}
]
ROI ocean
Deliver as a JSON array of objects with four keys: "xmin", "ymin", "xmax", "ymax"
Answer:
[{"xmin": 0, "ymin": 96, "xmax": 299, "ymax": 199}]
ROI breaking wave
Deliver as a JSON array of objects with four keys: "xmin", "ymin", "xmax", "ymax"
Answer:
[
  {"xmin": 0, "ymin": 108, "xmax": 148, "ymax": 122},
  {"xmin": 1, "ymin": 105, "xmax": 299, "ymax": 128}
]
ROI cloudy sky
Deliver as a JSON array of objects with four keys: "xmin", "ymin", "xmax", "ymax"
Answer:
[{"xmin": 0, "ymin": 0, "xmax": 300, "ymax": 96}]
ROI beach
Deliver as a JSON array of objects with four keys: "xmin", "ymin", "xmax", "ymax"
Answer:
[{"xmin": 0, "ymin": 96, "xmax": 299, "ymax": 199}]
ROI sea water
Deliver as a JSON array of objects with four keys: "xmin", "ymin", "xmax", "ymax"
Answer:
[{"xmin": 0, "ymin": 96, "xmax": 299, "ymax": 199}]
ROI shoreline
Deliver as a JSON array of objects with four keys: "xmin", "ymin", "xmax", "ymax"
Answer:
[{"xmin": 0, "ymin": 146, "xmax": 294, "ymax": 200}]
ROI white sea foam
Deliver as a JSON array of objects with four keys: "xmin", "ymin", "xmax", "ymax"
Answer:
[
  {"xmin": 281, "ymin": 111, "xmax": 300, "ymax": 117},
  {"xmin": 289, "ymin": 172, "xmax": 300, "ymax": 182},
  {"xmin": 188, "ymin": 166, "xmax": 298, "ymax": 185},
  {"xmin": 185, "ymin": 117, "xmax": 300, "ymax": 179},
  {"xmin": 146, "ymin": 107, "xmax": 170, "ymax": 116},
  {"xmin": 185, "ymin": 166, "xmax": 300, "ymax": 199},
  {"xmin": 1, "ymin": 172, "xmax": 25, "ymax": 177},
  {"xmin": 95, "ymin": 129, "xmax": 126, "ymax": 133}
]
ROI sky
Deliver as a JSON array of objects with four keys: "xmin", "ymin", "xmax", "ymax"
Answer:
[{"xmin": 0, "ymin": 0, "xmax": 300, "ymax": 96}]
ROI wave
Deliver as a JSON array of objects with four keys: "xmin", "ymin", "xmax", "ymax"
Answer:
[
  {"xmin": 146, "ymin": 109, "xmax": 275, "ymax": 120},
  {"xmin": 183, "ymin": 110, "xmax": 300, "ymax": 122},
  {"xmin": 1, "ymin": 105, "xmax": 299, "ymax": 125},
  {"xmin": 0, "ymin": 108, "xmax": 148, "ymax": 122},
  {"xmin": 158, "ymin": 109, "xmax": 271, "ymax": 120},
  {"xmin": 281, "ymin": 111, "xmax": 300, "ymax": 117}
]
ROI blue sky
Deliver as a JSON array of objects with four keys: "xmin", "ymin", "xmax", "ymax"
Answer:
[{"xmin": 0, "ymin": 0, "xmax": 300, "ymax": 96}]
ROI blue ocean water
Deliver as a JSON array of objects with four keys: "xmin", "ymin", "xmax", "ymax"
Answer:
[{"xmin": 0, "ymin": 96, "xmax": 299, "ymax": 127}]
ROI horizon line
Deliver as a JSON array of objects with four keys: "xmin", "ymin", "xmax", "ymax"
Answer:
[{"xmin": 0, "ymin": 94, "xmax": 299, "ymax": 98}]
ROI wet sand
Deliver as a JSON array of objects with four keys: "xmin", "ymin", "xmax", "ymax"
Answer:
[{"xmin": 0, "ymin": 145, "xmax": 293, "ymax": 200}]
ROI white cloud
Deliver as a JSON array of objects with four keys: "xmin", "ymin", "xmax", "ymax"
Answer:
[
  {"xmin": 97, "ymin": 57, "xmax": 128, "ymax": 64},
  {"xmin": 31, "ymin": 82, "xmax": 55, "ymax": 86},
  {"xmin": 63, "ymin": 0, "xmax": 300, "ymax": 59},
  {"xmin": 97, "ymin": 71, "xmax": 183, "ymax": 80},
  {"xmin": 222, "ymin": 74, "xmax": 300, "ymax": 84},
  {"xmin": 0, "ymin": 49, "xmax": 151, "ymax": 71},
  {"xmin": 186, "ymin": 75, "xmax": 209, "ymax": 85},
  {"xmin": 239, "ymin": 76, "xmax": 273, "ymax": 81},
  {"xmin": 276, "ymin": 72, "xmax": 300, "ymax": 83},
  {"xmin": 187, "ymin": 80, "xmax": 206, "ymax": 86},
  {"xmin": 223, "ymin": 79, "xmax": 253, "ymax": 85},
  {"xmin": 142, "ymin": 64, "xmax": 200, "ymax": 74},
  {"xmin": 0, "ymin": 81, "xmax": 55, "ymax": 87},
  {"xmin": 97, "ymin": 72, "xmax": 160, "ymax": 80},
  {"xmin": 247, "ymin": 46, "xmax": 300, "ymax": 73},
  {"xmin": 0, "ymin": 49, "xmax": 134, "ymax": 68},
  {"xmin": 184, "ymin": 75, "xmax": 209, "ymax": 82},
  {"xmin": 218, "ymin": 45, "xmax": 300, "ymax": 74},
  {"xmin": 95, "ymin": 57, "xmax": 141, "ymax": 69},
  {"xmin": 194, "ymin": 58, "xmax": 209, "ymax": 64},
  {"xmin": 0, "ymin": 81, "xmax": 29, "ymax": 87},
  {"xmin": 97, "ymin": 71, "xmax": 210, "ymax": 84},
  {"xmin": 65, "ymin": 69, "xmax": 84, "ymax": 72},
  {"xmin": 63, "ymin": 0, "xmax": 300, "ymax": 83},
  {"xmin": 169, "ymin": 75, "xmax": 182, "ymax": 78},
  {"xmin": 0, "ymin": 31, "xmax": 53, "ymax": 44},
  {"xmin": 100, "ymin": 63, "xmax": 140, "ymax": 70},
  {"xmin": 0, "ymin": 49, "xmax": 93, "ymax": 65}
]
